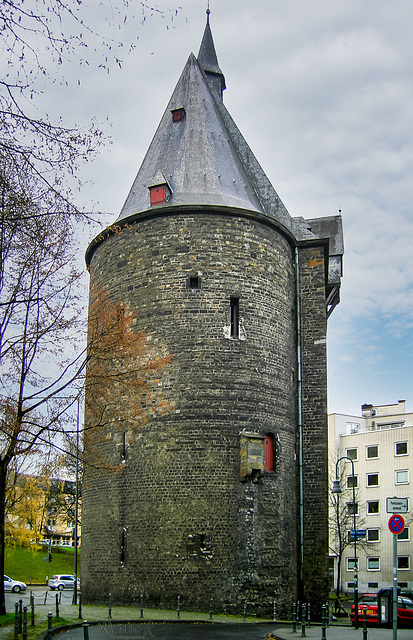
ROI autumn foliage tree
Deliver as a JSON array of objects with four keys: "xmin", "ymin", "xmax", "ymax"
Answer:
[{"xmin": 85, "ymin": 287, "xmax": 173, "ymax": 471}]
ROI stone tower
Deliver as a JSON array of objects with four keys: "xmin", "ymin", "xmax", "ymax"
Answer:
[{"xmin": 82, "ymin": 13, "xmax": 343, "ymax": 617}]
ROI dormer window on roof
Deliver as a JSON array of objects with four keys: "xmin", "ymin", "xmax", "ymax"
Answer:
[
  {"xmin": 171, "ymin": 107, "xmax": 185, "ymax": 123},
  {"xmin": 148, "ymin": 174, "xmax": 172, "ymax": 206}
]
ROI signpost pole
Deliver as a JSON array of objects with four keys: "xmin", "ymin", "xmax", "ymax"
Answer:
[
  {"xmin": 388, "ymin": 512, "xmax": 404, "ymax": 640},
  {"xmin": 393, "ymin": 532, "xmax": 397, "ymax": 640}
]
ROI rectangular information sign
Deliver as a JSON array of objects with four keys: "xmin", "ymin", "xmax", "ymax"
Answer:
[{"xmin": 386, "ymin": 497, "xmax": 408, "ymax": 514}]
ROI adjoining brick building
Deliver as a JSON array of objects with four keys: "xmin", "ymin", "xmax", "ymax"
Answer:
[{"xmin": 82, "ymin": 12, "xmax": 344, "ymax": 616}]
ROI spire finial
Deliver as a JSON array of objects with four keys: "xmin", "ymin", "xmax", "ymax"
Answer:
[{"xmin": 206, "ymin": 2, "xmax": 210, "ymax": 21}]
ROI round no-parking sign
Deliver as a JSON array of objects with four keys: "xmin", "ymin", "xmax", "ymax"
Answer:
[{"xmin": 388, "ymin": 513, "xmax": 405, "ymax": 534}]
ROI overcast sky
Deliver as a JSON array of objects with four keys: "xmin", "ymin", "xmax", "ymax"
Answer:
[{"xmin": 35, "ymin": 0, "xmax": 413, "ymax": 417}]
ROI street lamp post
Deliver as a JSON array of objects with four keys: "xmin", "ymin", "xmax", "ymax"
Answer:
[{"xmin": 332, "ymin": 456, "xmax": 359, "ymax": 629}]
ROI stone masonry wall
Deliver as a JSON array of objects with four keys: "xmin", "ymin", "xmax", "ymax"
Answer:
[
  {"xmin": 298, "ymin": 244, "xmax": 329, "ymax": 613},
  {"xmin": 82, "ymin": 211, "xmax": 299, "ymax": 616}
]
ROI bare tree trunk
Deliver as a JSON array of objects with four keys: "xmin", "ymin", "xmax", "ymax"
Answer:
[{"xmin": 0, "ymin": 461, "xmax": 8, "ymax": 615}]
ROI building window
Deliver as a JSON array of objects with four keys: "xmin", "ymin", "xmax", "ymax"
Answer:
[
  {"xmin": 121, "ymin": 432, "xmax": 127, "ymax": 464},
  {"xmin": 367, "ymin": 473, "xmax": 379, "ymax": 487},
  {"xmin": 366, "ymin": 445, "xmax": 379, "ymax": 459},
  {"xmin": 346, "ymin": 422, "xmax": 359, "ymax": 434},
  {"xmin": 368, "ymin": 582, "xmax": 379, "ymax": 589},
  {"xmin": 367, "ymin": 501, "xmax": 380, "ymax": 514},
  {"xmin": 346, "ymin": 448, "xmax": 358, "ymax": 461},
  {"xmin": 367, "ymin": 557, "xmax": 380, "ymax": 571},
  {"xmin": 120, "ymin": 528, "xmax": 127, "ymax": 565},
  {"xmin": 188, "ymin": 276, "xmax": 201, "ymax": 290},
  {"xmin": 346, "ymin": 475, "xmax": 358, "ymax": 489},
  {"xmin": 347, "ymin": 558, "xmax": 359, "ymax": 571},
  {"xmin": 395, "ymin": 441, "xmax": 408, "ymax": 456},
  {"xmin": 397, "ymin": 556, "xmax": 410, "ymax": 570},
  {"xmin": 347, "ymin": 582, "xmax": 355, "ymax": 590},
  {"xmin": 264, "ymin": 433, "xmax": 275, "ymax": 472},
  {"xmin": 395, "ymin": 470, "xmax": 409, "ymax": 485},
  {"xmin": 171, "ymin": 107, "xmax": 185, "ymax": 122},
  {"xmin": 347, "ymin": 502, "xmax": 358, "ymax": 516},
  {"xmin": 149, "ymin": 185, "xmax": 167, "ymax": 205},
  {"xmin": 230, "ymin": 297, "xmax": 239, "ymax": 338},
  {"xmin": 398, "ymin": 527, "xmax": 409, "ymax": 541},
  {"xmin": 367, "ymin": 529, "xmax": 380, "ymax": 543}
]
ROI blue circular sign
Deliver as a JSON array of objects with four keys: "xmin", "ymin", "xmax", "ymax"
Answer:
[{"xmin": 388, "ymin": 514, "xmax": 405, "ymax": 534}]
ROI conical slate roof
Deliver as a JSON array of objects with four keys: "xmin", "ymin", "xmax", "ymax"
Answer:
[{"xmin": 117, "ymin": 17, "xmax": 298, "ymax": 237}]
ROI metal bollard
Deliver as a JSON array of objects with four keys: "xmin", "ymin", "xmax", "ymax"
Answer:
[
  {"xmin": 108, "ymin": 593, "xmax": 112, "ymax": 620},
  {"xmin": 273, "ymin": 600, "xmax": 277, "ymax": 623},
  {"xmin": 292, "ymin": 602, "xmax": 297, "ymax": 633},
  {"xmin": 140, "ymin": 593, "xmax": 144, "ymax": 619},
  {"xmin": 44, "ymin": 591, "xmax": 48, "ymax": 605},
  {"xmin": 22, "ymin": 606, "xmax": 27, "ymax": 640},
  {"xmin": 363, "ymin": 606, "xmax": 368, "ymax": 640},
  {"xmin": 47, "ymin": 612, "xmax": 53, "ymax": 640},
  {"xmin": 307, "ymin": 603, "xmax": 310, "ymax": 627},
  {"xmin": 243, "ymin": 600, "xmax": 247, "ymax": 622},
  {"xmin": 19, "ymin": 599, "xmax": 23, "ymax": 633},
  {"xmin": 30, "ymin": 592, "xmax": 35, "ymax": 627},
  {"xmin": 55, "ymin": 593, "xmax": 59, "ymax": 620},
  {"xmin": 209, "ymin": 598, "xmax": 213, "ymax": 621},
  {"xmin": 321, "ymin": 604, "xmax": 327, "ymax": 640},
  {"xmin": 14, "ymin": 602, "xmax": 19, "ymax": 640},
  {"xmin": 177, "ymin": 595, "xmax": 180, "ymax": 619},
  {"xmin": 78, "ymin": 592, "xmax": 82, "ymax": 620},
  {"xmin": 300, "ymin": 603, "xmax": 306, "ymax": 637},
  {"xmin": 82, "ymin": 620, "xmax": 89, "ymax": 640}
]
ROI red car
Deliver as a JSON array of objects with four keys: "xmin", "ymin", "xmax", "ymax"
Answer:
[{"xmin": 350, "ymin": 593, "xmax": 413, "ymax": 627}]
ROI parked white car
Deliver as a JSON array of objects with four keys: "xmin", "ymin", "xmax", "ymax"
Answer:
[
  {"xmin": 48, "ymin": 574, "xmax": 79, "ymax": 590},
  {"xmin": 4, "ymin": 575, "xmax": 26, "ymax": 593}
]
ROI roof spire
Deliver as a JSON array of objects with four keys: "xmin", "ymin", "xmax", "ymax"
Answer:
[{"xmin": 197, "ymin": 5, "xmax": 226, "ymax": 99}]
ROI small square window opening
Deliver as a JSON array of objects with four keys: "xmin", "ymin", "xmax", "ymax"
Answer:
[
  {"xmin": 395, "ymin": 470, "xmax": 409, "ymax": 484},
  {"xmin": 367, "ymin": 473, "xmax": 379, "ymax": 487},
  {"xmin": 367, "ymin": 557, "xmax": 380, "ymax": 571},
  {"xmin": 171, "ymin": 107, "xmax": 185, "ymax": 122},
  {"xmin": 346, "ymin": 448, "xmax": 358, "ymax": 461},
  {"xmin": 188, "ymin": 276, "xmax": 201, "ymax": 290},
  {"xmin": 395, "ymin": 442, "xmax": 408, "ymax": 456},
  {"xmin": 366, "ymin": 445, "xmax": 379, "ymax": 459},
  {"xmin": 346, "ymin": 475, "xmax": 358, "ymax": 489},
  {"xmin": 398, "ymin": 527, "xmax": 409, "ymax": 541},
  {"xmin": 397, "ymin": 556, "xmax": 410, "ymax": 570},
  {"xmin": 367, "ymin": 529, "xmax": 380, "ymax": 543},
  {"xmin": 367, "ymin": 500, "xmax": 380, "ymax": 514}
]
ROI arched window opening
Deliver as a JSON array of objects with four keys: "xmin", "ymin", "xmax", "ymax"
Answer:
[{"xmin": 265, "ymin": 433, "xmax": 275, "ymax": 472}]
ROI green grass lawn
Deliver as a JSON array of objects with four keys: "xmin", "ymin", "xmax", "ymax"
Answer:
[{"xmin": 5, "ymin": 546, "xmax": 79, "ymax": 584}]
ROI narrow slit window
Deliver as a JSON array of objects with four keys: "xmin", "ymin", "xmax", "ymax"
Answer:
[
  {"xmin": 120, "ymin": 527, "xmax": 127, "ymax": 564},
  {"xmin": 230, "ymin": 297, "xmax": 239, "ymax": 338},
  {"xmin": 121, "ymin": 432, "xmax": 127, "ymax": 463}
]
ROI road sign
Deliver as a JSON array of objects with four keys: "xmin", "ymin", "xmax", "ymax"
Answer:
[
  {"xmin": 386, "ymin": 497, "xmax": 408, "ymax": 513},
  {"xmin": 388, "ymin": 514, "xmax": 405, "ymax": 535},
  {"xmin": 350, "ymin": 529, "xmax": 367, "ymax": 540}
]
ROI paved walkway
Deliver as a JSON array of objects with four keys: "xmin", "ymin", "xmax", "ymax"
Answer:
[{"xmin": 44, "ymin": 621, "xmax": 413, "ymax": 640}]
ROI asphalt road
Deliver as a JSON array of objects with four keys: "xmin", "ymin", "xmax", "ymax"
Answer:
[
  {"xmin": 5, "ymin": 585, "xmax": 74, "ymax": 612},
  {"xmin": 55, "ymin": 622, "xmax": 278, "ymax": 640}
]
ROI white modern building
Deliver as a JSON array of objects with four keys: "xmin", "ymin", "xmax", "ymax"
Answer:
[{"xmin": 329, "ymin": 400, "xmax": 413, "ymax": 595}]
